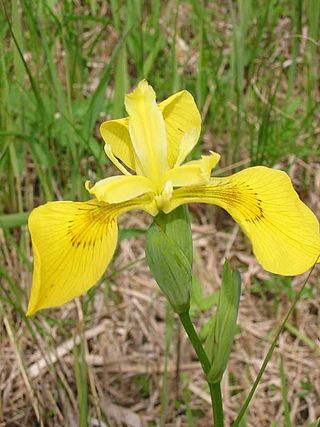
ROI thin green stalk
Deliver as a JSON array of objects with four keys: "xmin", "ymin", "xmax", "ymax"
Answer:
[
  {"xmin": 160, "ymin": 303, "xmax": 174, "ymax": 427},
  {"xmin": 170, "ymin": 0, "xmax": 180, "ymax": 93},
  {"xmin": 279, "ymin": 356, "xmax": 291, "ymax": 427},
  {"xmin": 179, "ymin": 312, "xmax": 224, "ymax": 427},
  {"xmin": 209, "ymin": 383, "xmax": 224, "ymax": 427},
  {"xmin": 179, "ymin": 312, "xmax": 210, "ymax": 372}
]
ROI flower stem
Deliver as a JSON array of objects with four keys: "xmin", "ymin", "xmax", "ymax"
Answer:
[
  {"xmin": 179, "ymin": 312, "xmax": 210, "ymax": 372},
  {"xmin": 209, "ymin": 382, "xmax": 224, "ymax": 427},
  {"xmin": 179, "ymin": 312, "xmax": 224, "ymax": 427}
]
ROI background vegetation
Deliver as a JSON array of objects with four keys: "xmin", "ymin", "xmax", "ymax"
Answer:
[{"xmin": 0, "ymin": 0, "xmax": 319, "ymax": 426}]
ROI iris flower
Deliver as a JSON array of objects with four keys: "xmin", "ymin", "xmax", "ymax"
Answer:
[{"xmin": 27, "ymin": 80, "xmax": 320, "ymax": 315}]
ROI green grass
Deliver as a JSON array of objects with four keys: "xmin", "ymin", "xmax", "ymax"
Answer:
[
  {"xmin": 1, "ymin": 0, "xmax": 319, "ymax": 217},
  {"xmin": 1, "ymin": 1, "xmax": 319, "ymax": 426},
  {"xmin": 1, "ymin": 1, "xmax": 319, "ymax": 221}
]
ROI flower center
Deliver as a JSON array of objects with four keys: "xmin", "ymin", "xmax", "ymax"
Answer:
[{"xmin": 154, "ymin": 181, "xmax": 173, "ymax": 211}]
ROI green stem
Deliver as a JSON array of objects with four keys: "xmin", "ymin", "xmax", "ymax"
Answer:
[
  {"xmin": 179, "ymin": 312, "xmax": 210, "ymax": 372},
  {"xmin": 210, "ymin": 383, "xmax": 224, "ymax": 427},
  {"xmin": 179, "ymin": 312, "xmax": 224, "ymax": 427}
]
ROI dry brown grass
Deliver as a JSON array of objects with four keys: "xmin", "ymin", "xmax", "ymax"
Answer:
[{"xmin": 1, "ymin": 159, "xmax": 319, "ymax": 427}]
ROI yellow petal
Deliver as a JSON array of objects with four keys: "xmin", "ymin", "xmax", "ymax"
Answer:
[
  {"xmin": 87, "ymin": 174, "xmax": 154, "ymax": 204},
  {"xmin": 100, "ymin": 117, "xmax": 137, "ymax": 171},
  {"xmin": 164, "ymin": 152, "xmax": 220, "ymax": 187},
  {"xmin": 159, "ymin": 90, "xmax": 201, "ymax": 167},
  {"xmin": 100, "ymin": 85, "xmax": 201, "ymax": 173},
  {"xmin": 170, "ymin": 166, "xmax": 320, "ymax": 275},
  {"xmin": 173, "ymin": 128, "xmax": 198, "ymax": 167},
  {"xmin": 27, "ymin": 200, "xmax": 131, "ymax": 315},
  {"xmin": 125, "ymin": 80, "xmax": 168, "ymax": 186},
  {"xmin": 104, "ymin": 143, "xmax": 133, "ymax": 176}
]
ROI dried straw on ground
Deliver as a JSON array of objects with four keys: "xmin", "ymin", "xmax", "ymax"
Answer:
[{"xmin": 1, "ymin": 159, "xmax": 319, "ymax": 427}]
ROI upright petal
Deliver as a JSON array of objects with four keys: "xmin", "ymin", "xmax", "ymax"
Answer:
[
  {"xmin": 169, "ymin": 166, "xmax": 320, "ymax": 275},
  {"xmin": 100, "ymin": 117, "xmax": 137, "ymax": 171},
  {"xmin": 173, "ymin": 128, "xmax": 199, "ymax": 167},
  {"xmin": 27, "ymin": 199, "xmax": 138, "ymax": 315},
  {"xmin": 159, "ymin": 90, "xmax": 201, "ymax": 167},
  {"xmin": 125, "ymin": 80, "xmax": 168, "ymax": 187},
  {"xmin": 100, "ymin": 85, "xmax": 202, "ymax": 173}
]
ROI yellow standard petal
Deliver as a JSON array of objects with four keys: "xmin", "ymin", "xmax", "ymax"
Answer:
[
  {"xmin": 159, "ymin": 90, "xmax": 201, "ymax": 167},
  {"xmin": 169, "ymin": 166, "xmax": 320, "ymax": 275},
  {"xmin": 125, "ymin": 80, "xmax": 168, "ymax": 187},
  {"xmin": 100, "ymin": 117, "xmax": 137, "ymax": 171},
  {"xmin": 100, "ymin": 84, "xmax": 202, "ymax": 173},
  {"xmin": 86, "ymin": 175, "xmax": 154, "ymax": 204},
  {"xmin": 173, "ymin": 128, "xmax": 199, "ymax": 167},
  {"xmin": 26, "ymin": 199, "xmax": 145, "ymax": 315}
]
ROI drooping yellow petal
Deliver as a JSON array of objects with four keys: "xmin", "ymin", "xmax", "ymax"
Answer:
[
  {"xmin": 86, "ymin": 174, "xmax": 154, "ymax": 204},
  {"xmin": 125, "ymin": 80, "xmax": 168, "ymax": 187},
  {"xmin": 159, "ymin": 90, "xmax": 201, "ymax": 167},
  {"xmin": 100, "ymin": 117, "xmax": 137, "ymax": 172},
  {"xmin": 164, "ymin": 152, "xmax": 220, "ymax": 187},
  {"xmin": 26, "ymin": 199, "xmax": 140, "ymax": 315},
  {"xmin": 169, "ymin": 166, "xmax": 320, "ymax": 275}
]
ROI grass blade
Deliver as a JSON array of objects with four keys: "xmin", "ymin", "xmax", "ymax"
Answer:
[
  {"xmin": 1, "ymin": 0, "xmax": 46, "ymax": 120},
  {"xmin": 83, "ymin": 25, "xmax": 133, "ymax": 141},
  {"xmin": 0, "ymin": 212, "xmax": 28, "ymax": 228},
  {"xmin": 279, "ymin": 356, "xmax": 292, "ymax": 427}
]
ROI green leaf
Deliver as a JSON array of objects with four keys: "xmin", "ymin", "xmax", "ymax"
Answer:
[{"xmin": 205, "ymin": 260, "xmax": 241, "ymax": 383}]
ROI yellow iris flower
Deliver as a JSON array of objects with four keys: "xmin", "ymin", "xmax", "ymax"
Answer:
[{"xmin": 27, "ymin": 80, "xmax": 320, "ymax": 315}]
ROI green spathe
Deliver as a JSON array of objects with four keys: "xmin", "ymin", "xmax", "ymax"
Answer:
[
  {"xmin": 145, "ymin": 206, "xmax": 192, "ymax": 314},
  {"xmin": 206, "ymin": 260, "xmax": 241, "ymax": 383}
]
